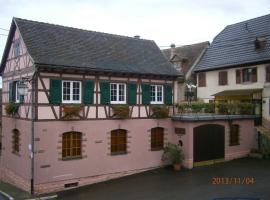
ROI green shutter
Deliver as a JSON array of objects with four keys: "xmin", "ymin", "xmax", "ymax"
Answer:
[
  {"xmin": 49, "ymin": 79, "xmax": 62, "ymax": 104},
  {"xmin": 165, "ymin": 85, "xmax": 173, "ymax": 105},
  {"xmin": 141, "ymin": 84, "xmax": 150, "ymax": 105},
  {"xmin": 9, "ymin": 82, "xmax": 14, "ymax": 102},
  {"xmin": 100, "ymin": 81, "xmax": 110, "ymax": 105},
  {"xmin": 83, "ymin": 80, "xmax": 94, "ymax": 104},
  {"xmin": 128, "ymin": 83, "xmax": 137, "ymax": 105}
]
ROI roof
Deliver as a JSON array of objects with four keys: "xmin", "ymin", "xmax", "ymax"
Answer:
[
  {"xmin": 212, "ymin": 89, "xmax": 262, "ymax": 96},
  {"xmin": 162, "ymin": 42, "xmax": 209, "ymax": 75},
  {"xmin": 1, "ymin": 18, "xmax": 179, "ymax": 77},
  {"xmin": 194, "ymin": 14, "xmax": 270, "ymax": 72}
]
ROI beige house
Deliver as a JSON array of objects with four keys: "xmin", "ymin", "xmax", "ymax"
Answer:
[{"xmin": 194, "ymin": 14, "xmax": 270, "ymax": 127}]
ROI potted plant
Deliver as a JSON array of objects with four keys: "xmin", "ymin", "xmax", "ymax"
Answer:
[
  {"xmin": 111, "ymin": 105, "xmax": 130, "ymax": 119},
  {"xmin": 63, "ymin": 105, "xmax": 82, "ymax": 119},
  {"xmin": 5, "ymin": 102, "xmax": 19, "ymax": 116},
  {"xmin": 151, "ymin": 105, "xmax": 169, "ymax": 118},
  {"xmin": 162, "ymin": 142, "xmax": 184, "ymax": 170}
]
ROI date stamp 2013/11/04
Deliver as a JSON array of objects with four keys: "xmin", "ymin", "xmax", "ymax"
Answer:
[{"xmin": 212, "ymin": 177, "xmax": 255, "ymax": 185}]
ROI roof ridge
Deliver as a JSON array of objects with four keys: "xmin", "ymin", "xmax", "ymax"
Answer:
[
  {"xmin": 162, "ymin": 41, "xmax": 209, "ymax": 51},
  {"xmin": 226, "ymin": 13, "xmax": 270, "ymax": 27},
  {"xmin": 13, "ymin": 17, "xmax": 154, "ymax": 42}
]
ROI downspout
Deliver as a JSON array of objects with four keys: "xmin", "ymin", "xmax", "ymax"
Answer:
[{"xmin": 31, "ymin": 67, "xmax": 37, "ymax": 195}]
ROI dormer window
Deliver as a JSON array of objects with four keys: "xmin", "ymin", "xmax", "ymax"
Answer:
[
  {"xmin": 14, "ymin": 39, "xmax": 20, "ymax": 57},
  {"xmin": 255, "ymin": 37, "xmax": 266, "ymax": 50}
]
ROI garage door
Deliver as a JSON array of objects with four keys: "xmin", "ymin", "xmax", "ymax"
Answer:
[{"xmin": 193, "ymin": 124, "xmax": 225, "ymax": 166}]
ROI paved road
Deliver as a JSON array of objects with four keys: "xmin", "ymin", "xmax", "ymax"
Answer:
[{"xmin": 57, "ymin": 158, "xmax": 270, "ymax": 200}]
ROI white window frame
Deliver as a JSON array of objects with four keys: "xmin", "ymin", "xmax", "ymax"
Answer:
[
  {"xmin": 62, "ymin": 80, "xmax": 82, "ymax": 104},
  {"xmin": 15, "ymin": 81, "xmax": 23, "ymax": 103},
  {"xmin": 150, "ymin": 85, "xmax": 164, "ymax": 104},
  {"xmin": 110, "ymin": 83, "xmax": 126, "ymax": 104}
]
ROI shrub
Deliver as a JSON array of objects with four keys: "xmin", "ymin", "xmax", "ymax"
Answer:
[
  {"xmin": 204, "ymin": 103, "xmax": 215, "ymax": 113},
  {"xmin": 5, "ymin": 102, "xmax": 19, "ymax": 116},
  {"xmin": 162, "ymin": 142, "xmax": 184, "ymax": 164},
  {"xmin": 238, "ymin": 103, "xmax": 254, "ymax": 115},
  {"xmin": 151, "ymin": 105, "xmax": 169, "ymax": 118},
  {"xmin": 111, "ymin": 105, "xmax": 130, "ymax": 119},
  {"xmin": 260, "ymin": 134, "xmax": 270, "ymax": 159},
  {"xmin": 217, "ymin": 103, "xmax": 229, "ymax": 114}
]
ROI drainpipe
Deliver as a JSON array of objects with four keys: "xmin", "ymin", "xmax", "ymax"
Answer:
[{"xmin": 30, "ymin": 68, "xmax": 37, "ymax": 195}]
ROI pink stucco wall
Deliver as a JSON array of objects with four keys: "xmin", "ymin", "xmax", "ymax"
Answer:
[
  {"xmin": 172, "ymin": 119, "xmax": 256, "ymax": 168},
  {"xmin": 1, "ymin": 117, "xmax": 255, "ymax": 194},
  {"xmin": 0, "ymin": 118, "xmax": 32, "ymax": 181},
  {"xmin": 33, "ymin": 119, "xmax": 178, "ymax": 184}
]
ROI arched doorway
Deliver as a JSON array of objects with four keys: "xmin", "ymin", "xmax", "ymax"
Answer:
[{"xmin": 193, "ymin": 124, "xmax": 225, "ymax": 166}]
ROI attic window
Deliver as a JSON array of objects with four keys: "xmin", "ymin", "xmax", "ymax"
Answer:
[
  {"xmin": 14, "ymin": 39, "xmax": 20, "ymax": 57},
  {"xmin": 255, "ymin": 37, "xmax": 266, "ymax": 50}
]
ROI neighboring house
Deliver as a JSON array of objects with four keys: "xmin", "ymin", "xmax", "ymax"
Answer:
[
  {"xmin": 194, "ymin": 14, "xmax": 270, "ymax": 127},
  {"xmin": 0, "ymin": 18, "xmax": 256, "ymax": 195},
  {"xmin": 162, "ymin": 42, "xmax": 209, "ymax": 102}
]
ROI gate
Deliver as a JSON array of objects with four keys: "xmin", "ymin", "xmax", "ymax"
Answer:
[{"xmin": 193, "ymin": 124, "xmax": 225, "ymax": 166}]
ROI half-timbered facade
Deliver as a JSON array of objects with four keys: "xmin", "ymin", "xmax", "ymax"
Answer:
[{"xmin": 0, "ymin": 18, "xmax": 181, "ymax": 194}]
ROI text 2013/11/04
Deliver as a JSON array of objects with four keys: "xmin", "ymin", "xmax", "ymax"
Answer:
[{"xmin": 212, "ymin": 177, "xmax": 255, "ymax": 185}]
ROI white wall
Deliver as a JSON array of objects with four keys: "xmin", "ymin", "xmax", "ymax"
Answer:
[
  {"xmin": 197, "ymin": 64, "xmax": 266, "ymax": 101},
  {"xmin": 197, "ymin": 64, "xmax": 270, "ymax": 120}
]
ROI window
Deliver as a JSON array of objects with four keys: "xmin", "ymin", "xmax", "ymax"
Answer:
[
  {"xmin": 14, "ymin": 40, "xmax": 20, "ymax": 57},
  {"xmin": 266, "ymin": 65, "xmax": 270, "ymax": 82},
  {"xmin": 151, "ymin": 127, "xmax": 164, "ymax": 150},
  {"xmin": 62, "ymin": 81, "xmax": 81, "ymax": 103},
  {"xmin": 242, "ymin": 68, "xmax": 257, "ymax": 83},
  {"xmin": 229, "ymin": 124, "xmax": 240, "ymax": 146},
  {"xmin": 110, "ymin": 83, "xmax": 126, "ymax": 104},
  {"xmin": 236, "ymin": 68, "xmax": 257, "ymax": 83},
  {"xmin": 198, "ymin": 73, "xmax": 206, "ymax": 87},
  {"xmin": 12, "ymin": 129, "xmax": 20, "ymax": 153},
  {"xmin": 15, "ymin": 81, "xmax": 24, "ymax": 103},
  {"xmin": 218, "ymin": 71, "xmax": 228, "ymax": 85},
  {"xmin": 62, "ymin": 132, "xmax": 82, "ymax": 159},
  {"xmin": 242, "ymin": 68, "xmax": 252, "ymax": 82},
  {"xmin": 150, "ymin": 85, "xmax": 163, "ymax": 104},
  {"xmin": 111, "ymin": 129, "xmax": 127, "ymax": 154}
]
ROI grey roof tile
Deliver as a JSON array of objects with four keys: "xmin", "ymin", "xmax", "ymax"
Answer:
[
  {"xmin": 12, "ymin": 18, "xmax": 178, "ymax": 76},
  {"xmin": 194, "ymin": 14, "xmax": 270, "ymax": 72}
]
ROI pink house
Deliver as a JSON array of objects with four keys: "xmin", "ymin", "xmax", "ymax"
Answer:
[{"xmin": 0, "ymin": 18, "xmax": 256, "ymax": 195}]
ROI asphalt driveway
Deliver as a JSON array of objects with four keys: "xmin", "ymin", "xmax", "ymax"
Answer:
[{"xmin": 57, "ymin": 158, "xmax": 270, "ymax": 200}]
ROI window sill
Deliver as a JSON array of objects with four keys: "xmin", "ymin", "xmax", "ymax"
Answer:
[
  {"xmin": 110, "ymin": 151, "xmax": 127, "ymax": 156},
  {"xmin": 62, "ymin": 156, "xmax": 82, "ymax": 161},
  {"xmin": 12, "ymin": 151, "xmax": 21, "ymax": 157},
  {"xmin": 151, "ymin": 148, "xmax": 164, "ymax": 151},
  {"xmin": 229, "ymin": 143, "xmax": 240, "ymax": 146},
  {"xmin": 150, "ymin": 102, "xmax": 164, "ymax": 105},
  {"xmin": 110, "ymin": 102, "xmax": 127, "ymax": 105},
  {"xmin": 62, "ymin": 102, "xmax": 82, "ymax": 104}
]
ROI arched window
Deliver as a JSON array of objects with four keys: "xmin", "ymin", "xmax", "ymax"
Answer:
[
  {"xmin": 111, "ymin": 129, "xmax": 127, "ymax": 154},
  {"xmin": 151, "ymin": 127, "xmax": 164, "ymax": 151},
  {"xmin": 12, "ymin": 129, "xmax": 20, "ymax": 153},
  {"xmin": 62, "ymin": 132, "xmax": 82, "ymax": 159}
]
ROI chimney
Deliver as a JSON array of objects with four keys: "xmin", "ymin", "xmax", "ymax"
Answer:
[
  {"xmin": 134, "ymin": 35, "xmax": 140, "ymax": 39},
  {"xmin": 170, "ymin": 43, "xmax": 176, "ymax": 60},
  {"xmin": 255, "ymin": 37, "xmax": 266, "ymax": 50}
]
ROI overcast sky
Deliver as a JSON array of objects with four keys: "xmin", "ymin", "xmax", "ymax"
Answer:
[{"xmin": 0, "ymin": 0, "xmax": 270, "ymax": 60}]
